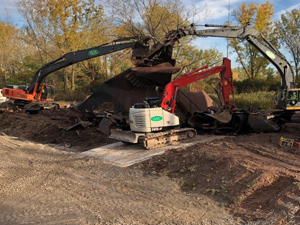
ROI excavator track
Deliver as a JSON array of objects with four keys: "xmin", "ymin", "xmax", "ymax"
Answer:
[{"xmin": 138, "ymin": 128, "xmax": 197, "ymax": 150}]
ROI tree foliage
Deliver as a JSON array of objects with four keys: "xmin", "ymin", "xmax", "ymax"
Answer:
[
  {"xmin": 230, "ymin": 1, "xmax": 277, "ymax": 79},
  {"xmin": 0, "ymin": 20, "xmax": 34, "ymax": 86},
  {"xmin": 275, "ymin": 8, "xmax": 300, "ymax": 81},
  {"xmin": 17, "ymin": 0, "xmax": 109, "ymax": 91},
  {"xmin": 106, "ymin": 0, "xmax": 189, "ymax": 39}
]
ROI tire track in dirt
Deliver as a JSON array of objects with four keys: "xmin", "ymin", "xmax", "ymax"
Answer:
[
  {"xmin": 0, "ymin": 136, "xmax": 236, "ymax": 224},
  {"xmin": 49, "ymin": 161, "xmax": 234, "ymax": 224}
]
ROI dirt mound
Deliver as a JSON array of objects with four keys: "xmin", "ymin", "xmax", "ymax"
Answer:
[
  {"xmin": 0, "ymin": 108, "xmax": 115, "ymax": 151},
  {"xmin": 132, "ymin": 126, "xmax": 300, "ymax": 224}
]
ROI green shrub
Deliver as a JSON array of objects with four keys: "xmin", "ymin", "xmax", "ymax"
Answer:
[
  {"xmin": 233, "ymin": 91, "xmax": 275, "ymax": 109},
  {"xmin": 234, "ymin": 78, "xmax": 280, "ymax": 94},
  {"xmin": 209, "ymin": 91, "xmax": 275, "ymax": 110},
  {"xmin": 54, "ymin": 90, "xmax": 89, "ymax": 102}
]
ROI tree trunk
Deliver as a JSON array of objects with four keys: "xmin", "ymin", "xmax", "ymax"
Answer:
[
  {"xmin": 71, "ymin": 65, "xmax": 75, "ymax": 91},
  {"xmin": 64, "ymin": 73, "xmax": 69, "ymax": 92}
]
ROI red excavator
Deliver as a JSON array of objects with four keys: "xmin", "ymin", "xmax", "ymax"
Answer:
[
  {"xmin": 161, "ymin": 57, "xmax": 235, "ymax": 114},
  {"xmin": 110, "ymin": 57, "xmax": 235, "ymax": 149}
]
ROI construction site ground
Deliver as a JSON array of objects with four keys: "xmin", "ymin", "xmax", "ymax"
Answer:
[{"xmin": 0, "ymin": 108, "xmax": 300, "ymax": 224}]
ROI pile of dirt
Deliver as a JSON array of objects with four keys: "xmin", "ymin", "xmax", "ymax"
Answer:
[
  {"xmin": 1, "ymin": 107, "xmax": 300, "ymax": 223},
  {"xmin": 0, "ymin": 108, "xmax": 115, "ymax": 151},
  {"xmin": 132, "ymin": 124, "xmax": 300, "ymax": 223}
]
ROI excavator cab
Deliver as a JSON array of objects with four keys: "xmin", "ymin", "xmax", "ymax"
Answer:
[
  {"xmin": 286, "ymin": 89, "xmax": 300, "ymax": 110},
  {"xmin": 40, "ymin": 85, "xmax": 55, "ymax": 101}
]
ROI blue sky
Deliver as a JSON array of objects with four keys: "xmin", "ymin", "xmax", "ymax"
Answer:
[
  {"xmin": 185, "ymin": 0, "xmax": 300, "ymax": 24},
  {"xmin": 2, "ymin": 0, "xmax": 299, "ymax": 29},
  {"xmin": 183, "ymin": 0, "xmax": 300, "ymax": 59},
  {"xmin": 0, "ymin": 0, "xmax": 299, "ymax": 64}
]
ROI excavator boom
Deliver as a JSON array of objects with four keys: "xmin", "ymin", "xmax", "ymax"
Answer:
[
  {"xmin": 2, "ymin": 36, "xmax": 141, "ymax": 102},
  {"xmin": 161, "ymin": 57, "xmax": 234, "ymax": 113},
  {"xmin": 27, "ymin": 38, "xmax": 139, "ymax": 94},
  {"xmin": 164, "ymin": 23, "xmax": 296, "ymax": 110}
]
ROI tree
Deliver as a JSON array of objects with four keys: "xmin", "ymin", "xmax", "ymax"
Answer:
[
  {"xmin": 106, "ymin": 0, "xmax": 221, "ymax": 70},
  {"xmin": 17, "ymin": 0, "xmax": 107, "ymax": 91},
  {"xmin": 0, "ymin": 20, "xmax": 30, "ymax": 87},
  {"xmin": 276, "ymin": 8, "xmax": 300, "ymax": 81},
  {"xmin": 106, "ymin": 0, "xmax": 190, "ymax": 39},
  {"xmin": 230, "ymin": 2, "xmax": 277, "ymax": 79},
  {"xmin": 0, "ymin": 20, "xmax": 16, "ymax": 86}
]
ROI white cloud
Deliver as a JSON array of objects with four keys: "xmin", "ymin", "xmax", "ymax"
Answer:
[
  {"xmin": 274, "ymin": 3, "xmax": 300, "ymax": 20},
  {"xmin": 0, "ymin": 0, "xmax": 25, "ymax": 25},
  {"xmin": 0, "ymin": 0, "xmax": 18, "ymax": 16},
  {"xmin": 185, "ymin": 0, "xmax": 249, "ymax": 24}
]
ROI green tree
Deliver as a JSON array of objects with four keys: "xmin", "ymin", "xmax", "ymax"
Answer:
[
  {"xmin": 230, "ymin": 1, "xmax": 277, "ymax": 79},
  {"xmin": 17, "ymin": 0, "xmax": 107, "ymax": 91},
  {"xmin": 275, "ymin": 8, "xmax": 300, "ymax": 81},
  {"xmin": 0, "ymin": 20, "xmax": 30, "ymax": 87}
]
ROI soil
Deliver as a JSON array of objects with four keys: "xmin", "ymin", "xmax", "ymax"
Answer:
[
  {"xmin": 0, "ymin": 108, "xmax": 116, "ymax": 151},
  {"xmin": 0, "ymin": 107, "xmax": 300, "ymax": 224}
]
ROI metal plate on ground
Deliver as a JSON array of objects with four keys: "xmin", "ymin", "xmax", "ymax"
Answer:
[{"xmin": 80, "ymin": 135, "xmax": 226, "ymax": 167}]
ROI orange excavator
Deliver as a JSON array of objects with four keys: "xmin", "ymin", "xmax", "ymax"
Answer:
[
  {"xmin": 2, "ymin": 36, "xmax": 141, "ymax": 110},
  {"xmin": 1, "ymin": 35, "xmax": 167, "ymax": 111}
]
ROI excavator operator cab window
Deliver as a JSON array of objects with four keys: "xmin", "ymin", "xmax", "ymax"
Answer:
[
  {"xmin": 287, "ymin": 90, "xmax": 299, "ymax": 106},
  {"xmin": 133, "ymin": 97, "xmax": 162, "ymax": 109},
  {"xmin": 46, "ymin": 85, "xmax": 55, "ymax": 99},
  {"xmin": 145, "ymin": 97, "xmax": 162, "ymax": 108}
]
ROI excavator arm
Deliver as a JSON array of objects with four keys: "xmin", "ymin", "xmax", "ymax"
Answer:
[
  {"xmin": 165, "ymin": 24, "xmax": 295, "ymax": 91},
  {"xmin": 161, "ymin": 57, "xmax": 234, "ymax": 113},
  {"xmin": 2, "ymin": 36, "xmax": 160, "ymax": 102},
  {"xmin": 27, "ymin": 37, "xmax": 140, "ymax": 94}
]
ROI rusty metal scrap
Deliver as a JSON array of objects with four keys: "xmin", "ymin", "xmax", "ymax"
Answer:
[{"xmin": 77, "ymin": 64, "xmax": 174, "ymax": 115}]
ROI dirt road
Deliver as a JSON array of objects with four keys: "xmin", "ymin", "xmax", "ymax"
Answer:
[{"xmin": 0, "ymin": 135, "xmax": 235, "ymax": 224}]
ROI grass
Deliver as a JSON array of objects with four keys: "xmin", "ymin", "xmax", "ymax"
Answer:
[
  {"xmin": 210, "ymin": 91, "xmax": 275, "ymax": 110},
  {"xmin": 54, "ymin": 89, "xmax": 88, "ymax": 102},
  {"xmin": 293, "ymin": 182, "xmax": 300, "ymax": 187}
]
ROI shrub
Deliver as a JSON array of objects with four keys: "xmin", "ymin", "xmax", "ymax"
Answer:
[
  {"xmin": 234, "ymin": 78, "xmax": 280, "ymax": 94},
  {"xmin": 209, "ymin": 91, "xmax": 275, "ymax": 110}
]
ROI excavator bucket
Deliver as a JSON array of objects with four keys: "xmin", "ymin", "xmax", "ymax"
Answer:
[
  {"xmin": 77, "ymin": 63, "xmax": 179, "ymax": 116},
  {"xmin": 187, "ymin": 108, "xmax": 232, "ymax": 129},
  {"xmin": 248, "ymin": 114, "xmax": 280, "ymax": 133},
  {"xmin": 205, "ymin": 108, "xmax": 232, "ymax": 123}
]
